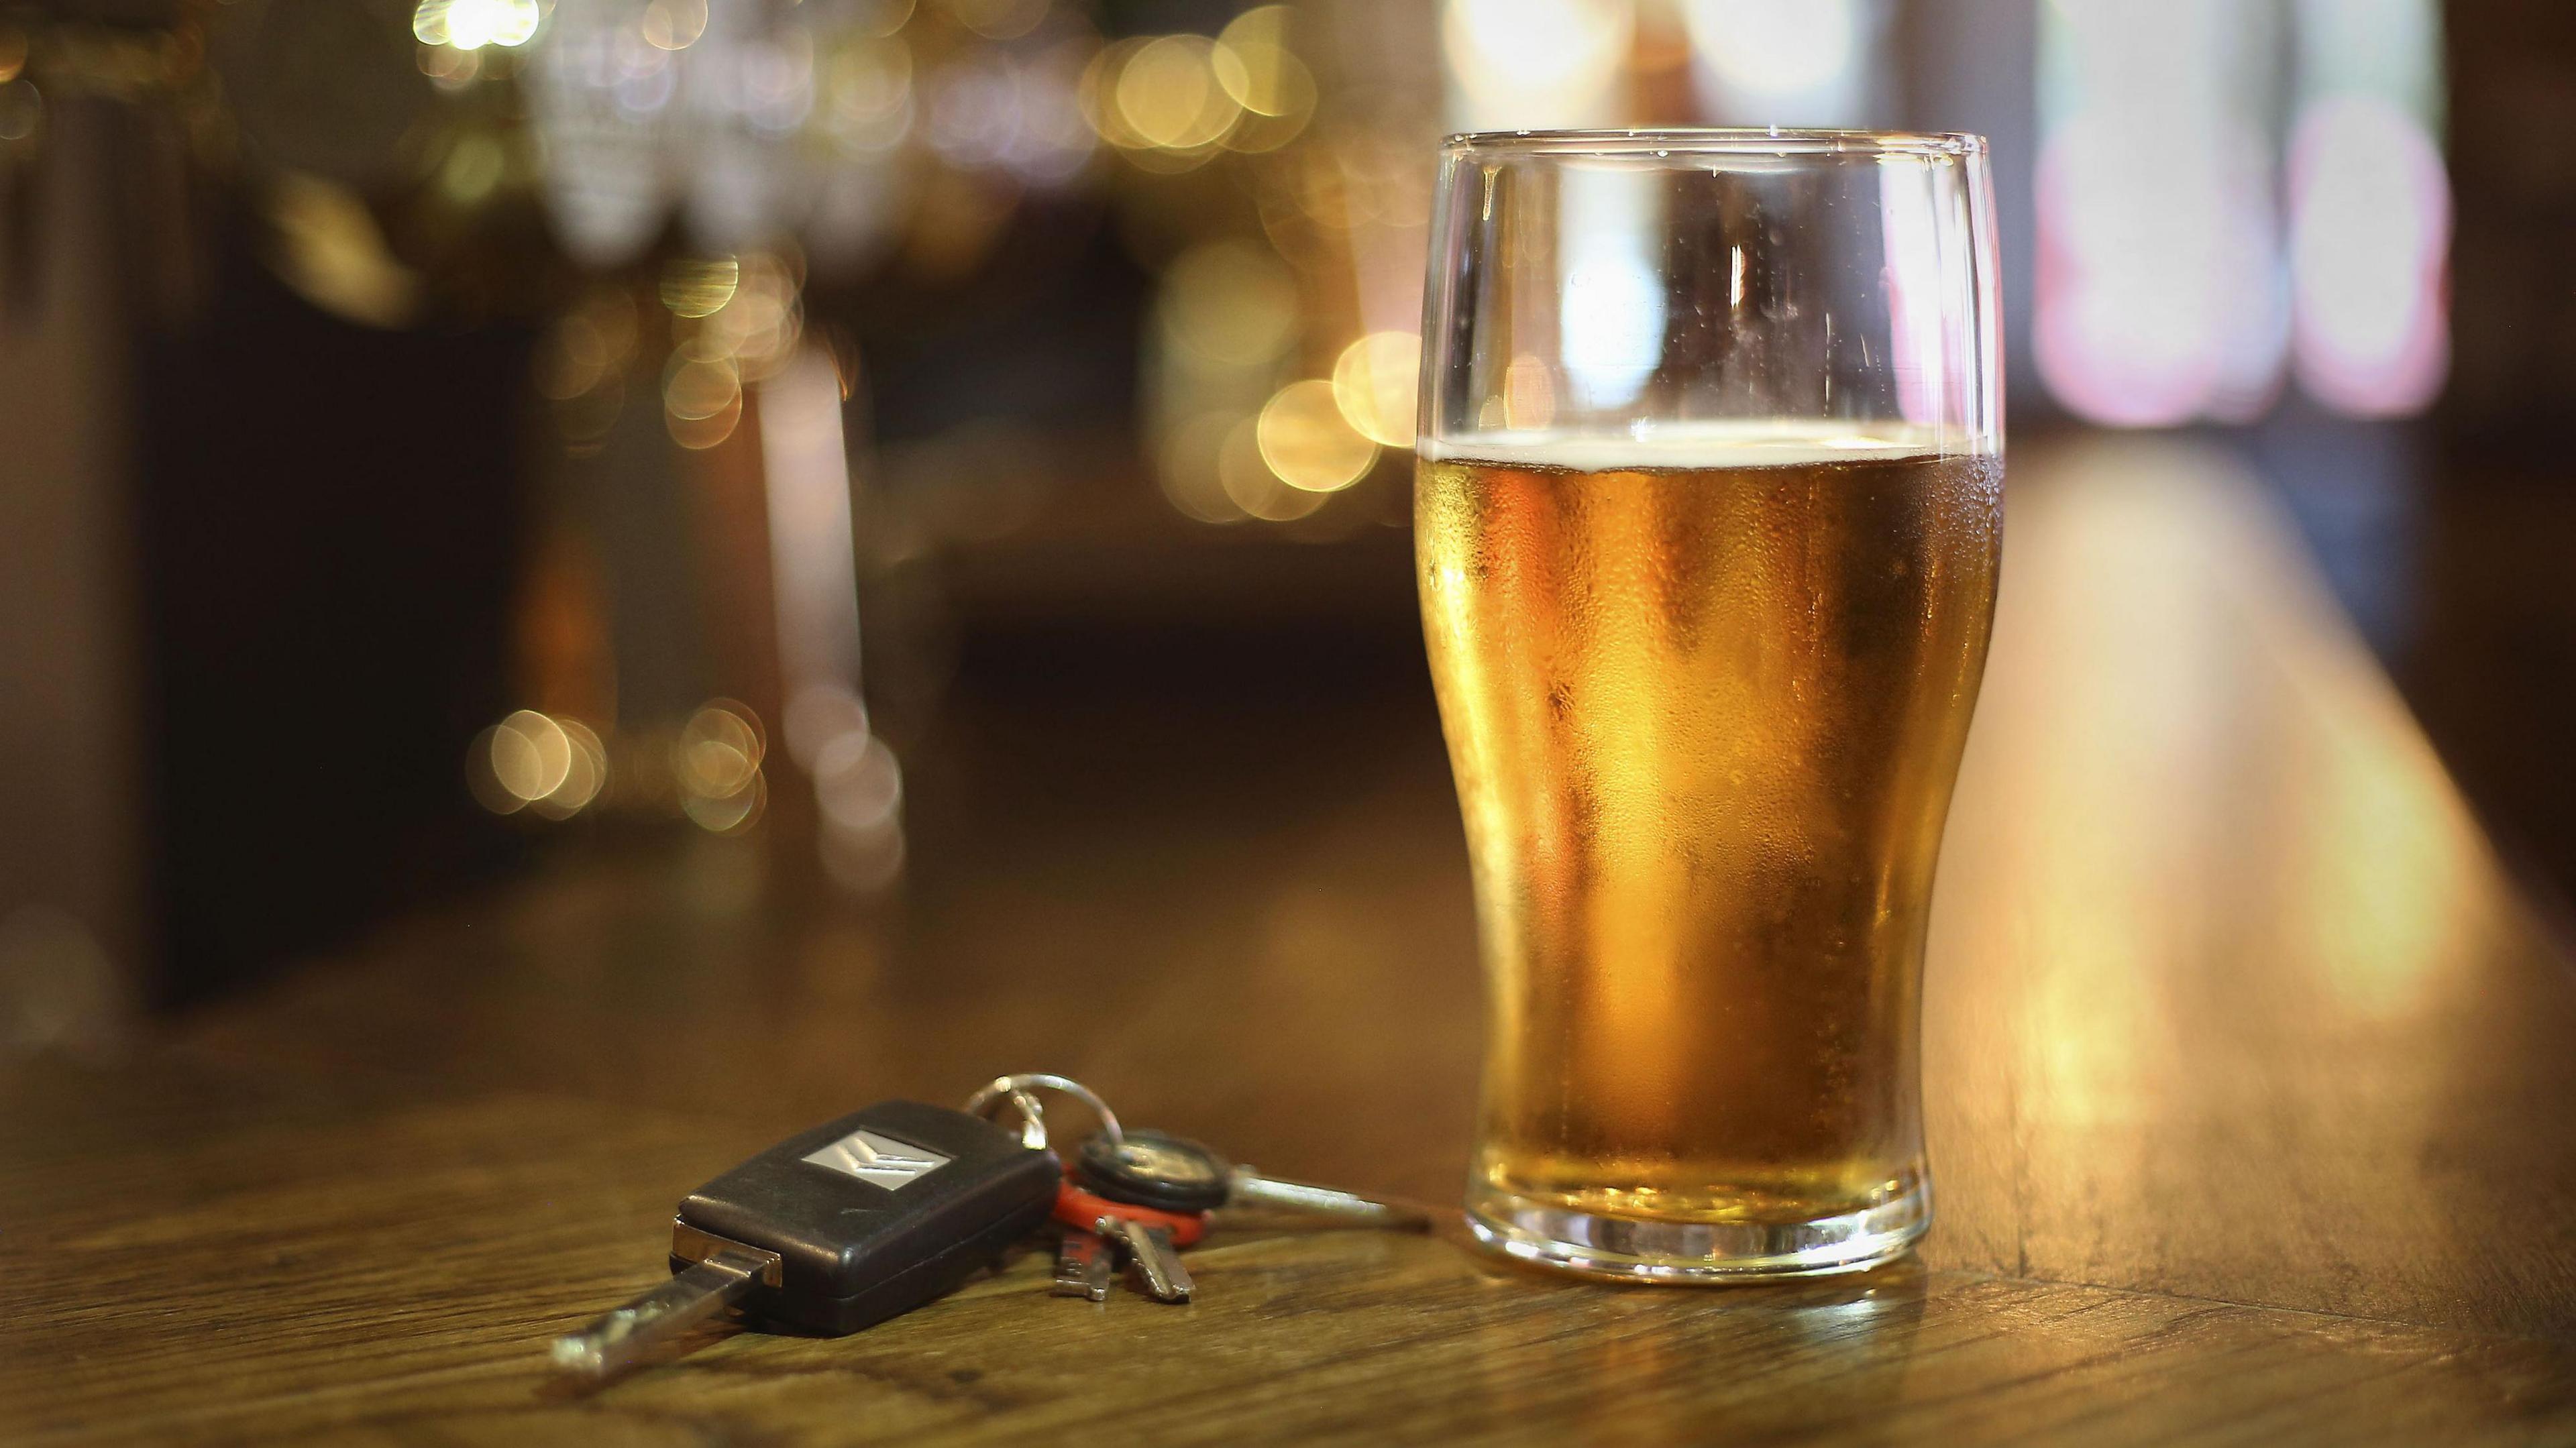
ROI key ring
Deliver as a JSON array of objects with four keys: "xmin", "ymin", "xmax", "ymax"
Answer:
[
  {"xmin": 961, "ymin": 1073, "xmax": 1124, "ymax": 1153},
  {"xmin": 998, "ymin": 1090, "xmax": 1049, "ymax": 1150}
]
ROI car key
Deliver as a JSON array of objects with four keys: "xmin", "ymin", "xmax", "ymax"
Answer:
[
  {"xmin": 553, "ymin": 1100, "xmax": 1060, "ymax": 1378},
  {"xmin": 1051, "ymin": 1229, "xmax": 1117, "ymax": 1302},
  {"xmin": 1099, "ymin": 1215, "xmax": 1195, "ymax": 1303},
  {"xmin": 1074, "ymin": 1127, "xmax": 1434, "ymax": 1229}
]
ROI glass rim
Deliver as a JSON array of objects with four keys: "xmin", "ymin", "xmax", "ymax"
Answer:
[{"xmin": 1439, "ymin": 127, "xmax": 1988, "ymax": 160}]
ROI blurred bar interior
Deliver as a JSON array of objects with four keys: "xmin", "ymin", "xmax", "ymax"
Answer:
[{"xmin": 1, "ymin": 0, "xmax": 2571, "ymax": 1042}]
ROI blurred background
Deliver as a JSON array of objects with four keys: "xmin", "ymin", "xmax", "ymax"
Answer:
[{"xmin": 0, "ymin": 0, "xmax": 2568, "ymax": 1046}]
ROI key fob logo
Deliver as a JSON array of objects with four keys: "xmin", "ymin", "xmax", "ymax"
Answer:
[{"xmin": 801, "ymin": 1127, "xmax": 953, "ymax": 1190}]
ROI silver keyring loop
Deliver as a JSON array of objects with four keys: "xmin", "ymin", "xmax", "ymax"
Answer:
[
  {"xmin": 961, "ymin": 1072, "xmax": 1124, "ymax": 1150},
  {"xmin": 996, "ymin": 1090, "xmax": 1050, "ymax": 1150}
]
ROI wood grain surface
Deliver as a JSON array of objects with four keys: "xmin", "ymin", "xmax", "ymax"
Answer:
[{"xmin": 7, "ymin": 436, "xmax": 2576, "ymax": 1445}]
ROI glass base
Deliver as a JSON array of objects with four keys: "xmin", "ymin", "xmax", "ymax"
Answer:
[{"xmin": 1464, "ymin": 1176, "xmax": 1931, "ymax": 1284}]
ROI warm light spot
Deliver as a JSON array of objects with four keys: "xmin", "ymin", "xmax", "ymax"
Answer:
[
  {"xmin": 1114, "ymin": 36, "xmax": 1240, "ymax": 151},
  {"xmin": 1212, "ymin": 7, "xmax": 1316, "ymax": 152},
  {"xmin": 1221, "ymin": 415, "xmax": 1328, "ymax": 521},
  {"xmin": 1330, "ymin": 331, "xmax": 1420, "ymax": 448},
  {"xmin": 1079, "ymin": 39, "xmax": 1149, "ymax": 150},
  {"xmin": 641, "ymin": 0, "xmax": 709, "ymax": 50},
  {"xmin": 678, "ymin": 701, "xmax": 765, "ymax": 797},
  {"xmin": 683, "ymin": 770, "xmax": 767, "ymax": 834},
  {"xmin": 667, "ymin": 390, "xmax": 743, "ymax": 449},
  {"xmin": 660, "ymin": 256, "xmax": 741, "ymax": 318},
  {"xmin": 1256, "ymin": 380, "xmax": 1377, "ymax": 494},
  {"xmin": 486, "ymin": 710, "xmax": 573, "ymax": 806},
  {"xmin": 415, "ymin": 0, "xmax": 541, "ymax": 50},
  {"xmin": 1158, "ymin": 241, "xmax": 1299, "ymax": 368},
  {"xmin": 531, "ymin": 718, "xmax": 607, "ymax": 819},
  {"xmin": 663, "ymin": 346, "xmax": 742, "ymax": 421},
  {"xmin": 700, "ymin": 252, "xmax": 804, "ymax": 379},
  {"xmin": 676, "ymin": 702, "xmax": 767, "ymax": 834}
]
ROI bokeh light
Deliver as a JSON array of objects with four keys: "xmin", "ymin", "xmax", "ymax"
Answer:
[
  {"xmin": 664, "ymin": 343, "xmax": 745, "ymax": 449},
  {"xmin": 1442, "ymin": 0, "xmax": 1631, "ymax": 127},
  {"xmin": 660, "ymin": 255, "xmax": 741, "ymax": 319},
  {"xmin": 677, "ymin": 701, "xmax": 763, "ymax": 797},
  {"xmin": 641, "ymin": 0, "xmax": 708, "ymax": 52},
  {"xmin": 2288, "ymin": 96, "xmax": 2449, "ymax": 417},
  {"xmin": 1115, "ymin": 36, "xmax": 1240, "ymax": 153},
  {"xmin": 682, "ymin": 769, "xmax": 767, "ymax": 834},
  {"xmin": 531, "ymin": 719, "xmax": 608, "ymax": 820},
  {"xmin": 1681, "ymin": 0, "xmax": 1869, "ymax": 123},
  {"xmin": 700, "ymin": 252, "xmax": 804, "ymax": 380},
  {"xmin": 814, "ymin": 730, "xmax": 906, "ymax": 891},
  {"xmin": 1330, "ymin": 331, "xmax": 1420, "ymax": 448},
  {"xmin": 471, "ymin": 710, "xmax": 609, "ymax": 819},
  {"xmin": 2034, "ymin": 0, "xmax": 2286, "ymax": 426},
  {"xmin": 1214, "ymin": 7, "xmax": 1316, "ymax": 153},
  {"xmin": 415, "ymin": 0, "xmax": 543, "ymax": 51},
  {"xmin": 1256, "ymin": 380, "xmax": 1377, "ymax": 494},
  {"xmin": 814, "ymin": 731, "xmax": 902, "ymax": 836},
  {"xmin": 1221, "ymin": 414, "xmax": 1328, "ymax": 522},
  {"xmin": 492, "ymin": 709, "xmax": 572, "ymax": 803},
  {"xmin": 676, "ymin": 701, "xmax": 767, "ymax": 834}
]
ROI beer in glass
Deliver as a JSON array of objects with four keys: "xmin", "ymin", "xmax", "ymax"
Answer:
[{"xmin": 1415, "ymin": 131, "xmax": 2003, "ymax": 1280}]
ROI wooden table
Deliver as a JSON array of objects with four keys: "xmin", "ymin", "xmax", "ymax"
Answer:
[{"xmin": 9, "ymin": 436, "xmax": 2576, "ymax": 1445}]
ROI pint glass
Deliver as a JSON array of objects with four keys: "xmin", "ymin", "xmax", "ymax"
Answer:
[{"xmin": 1415, "ymin": 131, "xmax": 2002, "ymax": 1280}]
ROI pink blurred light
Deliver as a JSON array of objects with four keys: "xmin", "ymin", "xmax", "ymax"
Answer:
[{"xmin": 2288, "ymin": 95, "xmax": 2449, "ymax": 418}]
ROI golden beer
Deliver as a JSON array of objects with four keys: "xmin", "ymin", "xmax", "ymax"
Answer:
[{"xmin": 1417, "ymin": 430, "xmax": 2002, "ymax": 1258}]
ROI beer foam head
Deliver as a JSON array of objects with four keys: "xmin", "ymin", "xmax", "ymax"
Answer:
[{"xmin": 1419, "ymin": 419, "xmax": 1977, "ymax": 469}]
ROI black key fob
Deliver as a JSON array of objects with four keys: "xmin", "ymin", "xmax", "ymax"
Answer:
[{"xmin": 671, "ymin": 1100, "xmax": 1059, "ymax": 1335}]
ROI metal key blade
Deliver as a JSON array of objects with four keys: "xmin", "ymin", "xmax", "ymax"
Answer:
[
  {"xmin": 551, "ymin": 1247, "xmax": 780, "ymax": 1378},
  {"xmin": 1053, "ymin": 1231, "xmax": 1115, "ymax": 1302},
  {"xmin": 1225, "ymin": 1168, "xmax": 1433, "ymax": 1230},
  {"xmin": 1101, "ymin": 1216, "xmax": 1192, "ymax": 1303},
  {"xmin": 1143, "ymin": 1225, "xmax": 1195, "ymax": 1301}
]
